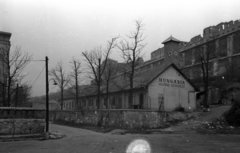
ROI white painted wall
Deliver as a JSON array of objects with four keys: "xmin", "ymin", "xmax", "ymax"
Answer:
[{"xmin": 148, "ymin": 66, "xmax": 196, "ymax": 111}]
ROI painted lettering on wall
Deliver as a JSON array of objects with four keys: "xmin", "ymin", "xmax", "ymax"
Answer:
[{"xmin": 158, "ymin": 78, "xmax": 185, "ymax": 88}]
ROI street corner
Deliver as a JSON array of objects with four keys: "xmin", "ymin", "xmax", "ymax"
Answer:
[{"xmin": 40, "ymin": 131, "xmax": 66, "ymax": 140}]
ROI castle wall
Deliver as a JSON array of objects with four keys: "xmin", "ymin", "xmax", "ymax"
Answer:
[
  {"xmin": 151, "ymin": 47, "xmax": 165, "ymax": 59},
  {"xmin": 178, "ymin": 19, "xmax": 240, "ymax": 53}
]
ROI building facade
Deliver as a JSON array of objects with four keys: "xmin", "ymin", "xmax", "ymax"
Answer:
[
  {"xmin": 0, "ymin": 31, "xmax": 11, "ymax": 106},
  {"xmin": 78, "ymin": 64, "xmax": 197, "ymax": 111},
  {"xmin": 73, "ymin": 19, "xmax": 240, "ymax": 110},
  {"xmin": 137, "ymin": 19, "xmax": 240, "ymax": 104},
  {"xmin": 32, "ymin": 99, "xmax": 60, "ymax": 110},
  {"xmin": 63, "ymin": 98, "xmax": 76, "ymax": 110}
]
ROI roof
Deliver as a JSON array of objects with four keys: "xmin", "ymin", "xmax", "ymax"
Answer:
[
  {"xmin": 78, "ymin": 63, "xmax": 198, "ymax": 98},
  {"xmin": 0, "ymin": 31, "xmax": 12, "ymax": 36},
  {"xmin": 162, "ymin": 36, "xmax": 182, "ymax": 44},
  {"xmin": 49, "ymin": 99, "xmax": 59, "ymax": 104},
  {"xmin": 34, "ymin": 99, "xmax": 59, "ymax": 104},
  {"xmin": 103, "ymin": 63, "xmax": 198, "ymax": 94}
]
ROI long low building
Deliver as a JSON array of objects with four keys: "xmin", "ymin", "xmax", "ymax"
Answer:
[{"xmin": 75, "ymin": 63, "xmax": 198, "ymax": 112}]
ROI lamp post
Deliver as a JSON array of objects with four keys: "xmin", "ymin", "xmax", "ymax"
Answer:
[{"xmin": 45, "ymin": 56, "xmax": 49, "ymax": 133}]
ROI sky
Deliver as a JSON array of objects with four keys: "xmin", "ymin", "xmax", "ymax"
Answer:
[{"xmin": 0, "ymin": 0, "xmax": 240, "ymax": 97}]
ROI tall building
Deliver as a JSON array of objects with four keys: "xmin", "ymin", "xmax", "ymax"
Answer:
[
  {"xmin": 0, "ymin": 31, "xmax": 11, "ymax": 106},
  {"xmin": 64, "ymin": 19, "xmax": 240, "ymax": 110},
  {"xmin": 139, "ymin": 19, "xmax": 240, "ymax": 103}
]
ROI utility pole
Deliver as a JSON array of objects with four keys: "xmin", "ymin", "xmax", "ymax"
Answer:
[{"xmin": 45, "ymin": 56, "xmax": 49, "ymax": 133}]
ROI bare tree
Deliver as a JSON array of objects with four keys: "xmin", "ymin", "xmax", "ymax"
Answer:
[
  {"xmin": 20, "ymin": 83, "xmax": 32, "ymax": 104},
  {"xmin": 82, "ymin": 37, "xmax": 118, "ymax": 109},
  {"xmin": 49, "ymin": 61, "xmax": 70, "ymax": 110},
  {"xmin": 0, "ymin": 46, "xmax": 32, "ymax": 106},
  {"xmin": 102, "ymin": 59, "xmax": 118, "ymax": 109},
  {"xmin": 198, "ymin": 45, "xmax": 214, "ymax": 109},
  {"xmin": 118, "ymin": 19, "xmax": 146, "ymax": 108},
  {"xmin": 69, "ymin": 58, "xmax": 82, "ymax": 109}
]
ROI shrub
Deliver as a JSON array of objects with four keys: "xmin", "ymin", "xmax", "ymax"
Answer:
[
  {"xmin": 174, "ymin": 106, "xmax": 185, "ymax": 112},
  {"xmin": 224, "ymin": 99, "xmax": 240, "ymax": 126}
]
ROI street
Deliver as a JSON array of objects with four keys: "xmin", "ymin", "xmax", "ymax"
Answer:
[{"xmin": 0, "ymin": 123, "xmax": 240, "ymax": 153}]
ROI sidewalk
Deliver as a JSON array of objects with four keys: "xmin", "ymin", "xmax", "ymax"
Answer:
[
  {"xmin": 0, "ymin": 133, "xmax": 44, "ymax": 142},
  {"xmin": 0, "ymin": 131, "xmax": 65, "ymax": 142}
]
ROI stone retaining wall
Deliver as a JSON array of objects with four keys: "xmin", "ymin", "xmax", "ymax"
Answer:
[
  {"xmin": 0, "ymin": 119, "xmax": 45, "ymax": 135},
  {"xmin": 0, "ymin": 107, "xmax": 45, "ymax": 119},
  {"xmin": 0, "ymin": 107, "xmax": 45, "ymax": 135},
  {"xmin": 50, "ymin": 110, "xmax": 192, "ymax": 129}
]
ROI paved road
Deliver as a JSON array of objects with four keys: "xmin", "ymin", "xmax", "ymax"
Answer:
[{"xmin": 1, "ymin": 124, "xmax": 240, "ymax": 153}]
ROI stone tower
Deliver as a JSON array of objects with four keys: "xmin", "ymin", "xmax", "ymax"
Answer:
[{"xmin": 162, "ymin": 36, "xmax": 181, "ymax": 67}]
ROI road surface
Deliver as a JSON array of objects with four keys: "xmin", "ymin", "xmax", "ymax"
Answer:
[{"xmin": 0, "ymin": 123, "xmax": 240, "ymax": 153}]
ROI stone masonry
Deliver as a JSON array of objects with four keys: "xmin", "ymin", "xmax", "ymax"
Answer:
[
  {"xmin": 0, "ymin": 107, "xmax": 45, "ymax": 135},
  {"xmin": 0, "ymin": 119, "xmax": 45, "ymax": 135},
  {"xmin": 50, "ymin": 110, "xmax": 192, "ymax": 129}
]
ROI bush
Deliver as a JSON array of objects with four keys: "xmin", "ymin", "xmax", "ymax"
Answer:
[
  {"xmin": 174, "ymin": 106, "xmax": 184, "ymax": 112},
  {"xmin": 224, "ymin": 99, "xmax": 240, "ymax": 126}
]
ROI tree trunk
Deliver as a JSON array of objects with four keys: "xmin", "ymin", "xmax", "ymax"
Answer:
[
  {"xmin": 75, "ymin": 75, "xmax": 79, "ymax": 110},
  {"xmin": 2, "ymin": 84, "xmax": 6, "ymax": 106},
  {"xmin": 97, "ymin": 82, "xmax": 100, "ymax": 109},
  {"xmin": 203, "ymin": 80, "xmax": 209, "ymax": 109},
  {"xmin": 61, "ymin": 88, "xmax": 63, "ymax": 110},
  {"xmin": 106, "ymin": 82, "xmax": 109, "ymax": 109},
  {"xmin": 129, "ymin": 75, "xmax": 134, "ymax": 109},
  {"xmin": 7, "ymin": 77, "xmax": 11, "ymax": 106}
]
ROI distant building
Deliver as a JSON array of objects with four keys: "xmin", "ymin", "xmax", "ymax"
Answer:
[
  {"xmin": 62, "ymin": 98, "xmax": 76, "ymax": 110},
  {"xmin": 32, "ymin": 99, "xmax": 60, "ymax": 110}
]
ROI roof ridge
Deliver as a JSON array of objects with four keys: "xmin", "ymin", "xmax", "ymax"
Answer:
[{"xmin": 162, "ymin": 35, "xmax": 181, "ymax": 44}]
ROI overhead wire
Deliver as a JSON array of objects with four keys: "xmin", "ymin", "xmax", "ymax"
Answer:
[{"xmin": 31, "ymin": 64, "xmax": 45, "ymax": 87}]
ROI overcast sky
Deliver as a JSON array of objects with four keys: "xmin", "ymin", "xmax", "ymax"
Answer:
[{"xmin": 0, "ymin": 0, "xmax": 240, "ymax": 97}]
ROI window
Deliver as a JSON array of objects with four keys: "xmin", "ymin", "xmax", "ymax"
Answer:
[
  {"xmin": 104, "ymin": 98, "xmax": 107, "ymax": 106},
  {"xmin": 118, "ymin": 97, "xmax": 122, "ymax": 109},
  {"xmin": 174, "ymin": 52, "xmax": 178, "ymax": 56},
  {"xmin": 180, "ymin": 53, "xmax": 185, "ymax": 60},
  {"xmin": 112, "ymin": 97, "xmax": 116, "ymax": 105},
  {"xmin": 168, "ymin": 51, "xmax": 172, "ymax": 56},
  {"xmin": 89, "ymin": 99, "xmax": 93, "ymax": 106}
]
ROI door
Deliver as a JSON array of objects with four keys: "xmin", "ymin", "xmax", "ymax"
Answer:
[
  {"xmin": 189, "ymin": 91, "xmax": 196, "ymax": 110},
  {"xmin": 164, "ymin": 87, "xmax": 179, "ymax": 111}
]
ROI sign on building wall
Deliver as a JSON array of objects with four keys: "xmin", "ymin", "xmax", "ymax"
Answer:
[{"xmin": 158, "ymin": 78, "xmax": 185, "ymax": 88}]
